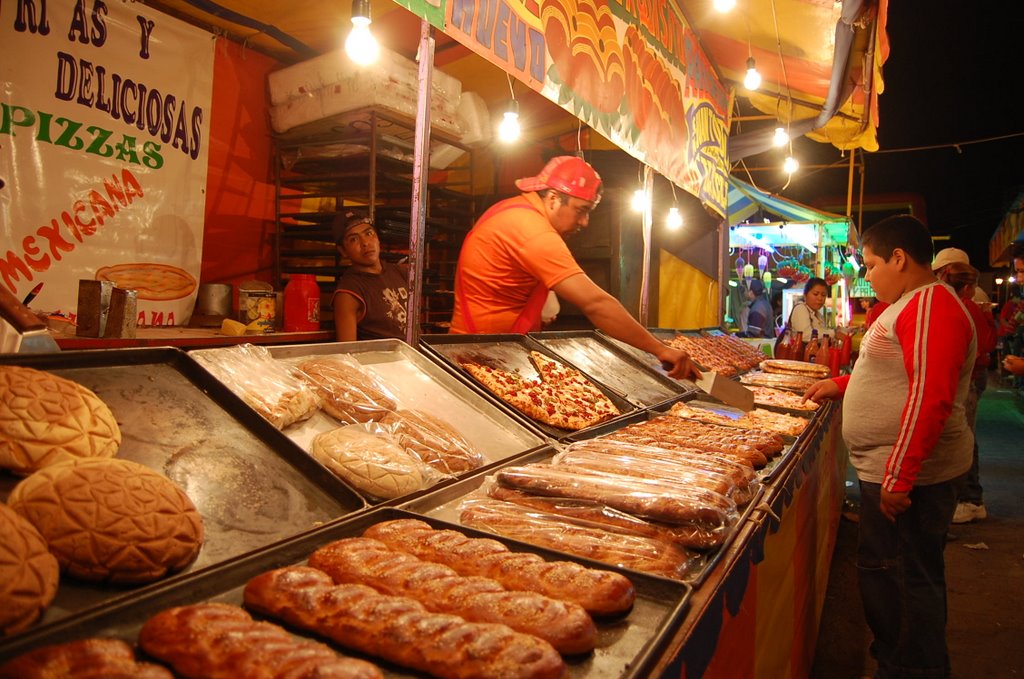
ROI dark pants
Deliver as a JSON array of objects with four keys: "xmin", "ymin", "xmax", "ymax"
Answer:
[
  {"xmin": 956, "ymin": 376, "xmax": 985, "ymax": 505},
  {"xmin": 857, "ymin": 477, "xmax": 962, "ymax": 678}
]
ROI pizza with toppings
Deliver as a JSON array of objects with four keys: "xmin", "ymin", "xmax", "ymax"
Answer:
[{"xmin": 460, "ymin": 352, "xmax": 620, "ymax": 430}]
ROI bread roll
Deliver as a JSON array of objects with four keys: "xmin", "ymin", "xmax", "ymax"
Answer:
[
  {"xmin": 0, "ymin": 638, "xmax": 172, "ymax": 679},
  {"xmin": 8, "ymin": 458, "xmax": 204, "ymax": 583},
  {"xmin": 297, "ymin": 356, "xmax": 396, "ymax": 423},
  {"xmin": 0, "ymin": 503, "xmax": 59, "ymax": 636},
  {"xmin": 138, "ymin": 603, "xmax": 382, "ymax": 679},
  {"xmin": 381, "ymin": 409, "xmax": 484, "ymax": 474},
  {"xmin": 0, "ymin": 365, "xmax": 120, "ymax": 475},
  {"xmin": 311, "ymin": 426, "xmax": 424, "ymax": 499}
]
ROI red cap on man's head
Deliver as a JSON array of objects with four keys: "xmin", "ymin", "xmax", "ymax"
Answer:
[{"xmin": 515, "ymin": 156, "xmax": 603, "ymax": 203}]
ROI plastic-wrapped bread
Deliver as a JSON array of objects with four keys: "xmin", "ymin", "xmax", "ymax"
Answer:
[
  {"xmin": 494, "ymin": 464, "xmax": 737, "ymax": 527},
  {"xmin": 310, "ymin": 426, "xmax": 431, "ymax": 499},
  {"xmin": 138, "ymin": 602, "xmax": 382, "ymax": 679},
  {"xmin": 295, "ymin": 355, "xmax": 396, "ymax": 423},
  {"xmin": 243, "ymin": 566, "xmax": 567, "ymax": 679},
  {"xmin": 740, "ymin": 369, "xmax": 819, "ymax": 392},
  {"xmin": 639, "ymin": 416, "xmax": 785, "ymax": 458},
  {"xmin": 379, "ymin": 409, "xmax": 484, "ymax": 474},
  {"xmin": 759, "ymin": 358, "xmax": 831, "ymax": 378},
  {"xmin": 603, "ymin": 419, "xmax": 768, "ymax": 468},
  {"xmin": 486, "ymin": 484, "xmax": 727, "ymax": 550},
  {"xmin": 308, "ymin": 537, "xmax": 596, "ymax": 654},
  {"xmin": 0, "ymin": 638, "xmax": 172, "ymax": 679},
  {"xmin": 747, "ymin": 385, "xmax": 821, "ymax": 411},
  {"xmin": 361, "ymin": 518, "xmax": 635, "ymax": 616},
  {"xmin": 459, "ymin": 498, "xmax": 692, "ymax": 580},
  {"xmin": 192, "ymin": 344, "xmax": 320, "ymax": 429},
  {"xmin": 668, "ymin": 401, "xmax": 810, "ymax": 437}
]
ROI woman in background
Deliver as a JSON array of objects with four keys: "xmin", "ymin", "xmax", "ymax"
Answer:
[{"xmin": 787, "ymin": 277, "xmax": 829, "ymax": 337}]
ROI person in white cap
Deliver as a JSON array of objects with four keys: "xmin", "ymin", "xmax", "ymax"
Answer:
[
  {"xmin": 450, "ymin": 155, "xmax": 699, "ymax": 380},
  {"xmin": 931, "ymin": 246, "xmax": 992, "ymax": 523}
]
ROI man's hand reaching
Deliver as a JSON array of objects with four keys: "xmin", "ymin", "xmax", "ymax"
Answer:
[{"xmin": 657, "ymin": 347, "xmax": 701, "ymax": 381}]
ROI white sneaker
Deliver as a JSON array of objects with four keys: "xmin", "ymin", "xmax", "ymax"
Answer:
[{"xmin": 952, "ymin": 502, "xmax": 987, "ymax": 524}]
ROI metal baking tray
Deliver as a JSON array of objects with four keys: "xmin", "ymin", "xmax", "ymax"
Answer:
[
  {"xmin": 595, "ymin": 329, "xmax": 698, "ymax": 392},
  {"xmin": 400, "ymin": 446, "xmax": 762, "ymax": 589},
  {"xmin": 0, "ymin": 506, "xmax": 691, "ymax": 679},
  {"xmin": 189, "ymin": 339, "xmax": 548, "ymax": 503},
  {"xmin": 0, "ymin": 348, "xmax": 365, "ymax": 638},
  {"xmin": 528, "ymin": 330, "xmax": 687, "ymax": 408},
  {"xmin": 419, "ymin": 333, "xmax": 638, "ymax": 441}
]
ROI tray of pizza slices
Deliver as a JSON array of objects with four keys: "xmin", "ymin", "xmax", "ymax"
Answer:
[
  {"xmin": 187, "ymin": 340, "xmax": 548, "ymax": 506},
  {"xmin": 399, "ymin": 438, "xmax": 764, "ymax": 588},
  {"xmin": 419, "ymin": 334, "xmax": 638, "ymax": 441},
  {"xmin": 0, "ymin": 506, "xmax": 691, "ymax": 679},
  {"xmin": 527, "ymin": 330, "xmax": 690, "ymax": 408},
  {"xmin": 595, "ymin": 329, "xmax": 699, "ymax": 392}
]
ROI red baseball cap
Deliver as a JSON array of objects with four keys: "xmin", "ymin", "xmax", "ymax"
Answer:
[{"xmin": 515, "ymin": 156, "xmax": 603, "ymax": 203}]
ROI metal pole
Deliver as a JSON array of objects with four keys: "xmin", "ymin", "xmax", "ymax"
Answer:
[
  {"xmin": 639, "ymin": 165, "xmax": 654, "ymax": 326},
  {"xmin": 405, "ymin": 19, "xmax": 434, "ymax": 347}
]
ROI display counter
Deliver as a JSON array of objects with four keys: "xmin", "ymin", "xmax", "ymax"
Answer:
[{"xmin": 0, "ymin": 329, "xmax": 846, "ymax": 677}]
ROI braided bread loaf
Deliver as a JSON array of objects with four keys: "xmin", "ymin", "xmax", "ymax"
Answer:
[
  {"xmin": 0, "ymin": 638, "xmax": 171, "ymax": 679},
  {"xmin": 138, "ymin": 602, "xmax": 381, "ymax": 679},
  {"xmin": 243, "ymin": 566, "xmax": 566, "ymax": 679},
  {"xmin": 308, "ymin": 537, "xmax": 596, "ymax": 654},
  {"xmin": 361, "ymin": 518, "xmax": 635, "ymax": 616}
]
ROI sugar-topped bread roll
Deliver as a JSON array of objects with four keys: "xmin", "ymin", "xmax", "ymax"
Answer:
[{"xmin": 0, "ymin": 365, "xmax": 121, "ymax": 475}]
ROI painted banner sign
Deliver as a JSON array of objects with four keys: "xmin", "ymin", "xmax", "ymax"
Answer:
[
  {"xmin": 0, "ymin": 0, "xmax": 214, "ymax": 326},
  {"xmin": 442, "ymin": 0, "xmax": 730, "ymax": 216}
]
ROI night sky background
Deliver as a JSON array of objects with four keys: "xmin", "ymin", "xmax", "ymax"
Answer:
[{"xmin": 755, "ymin": 2, "xmax": 1024, "ymax": 272}]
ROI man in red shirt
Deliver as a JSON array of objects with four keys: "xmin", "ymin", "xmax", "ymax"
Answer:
[
  {"xmin": 451, "ymin": 155, "xmax": 697, "ymax": 380},
  {"xmin": 804, "ymin": 215, "xmax": 974, "ymax": 678}
]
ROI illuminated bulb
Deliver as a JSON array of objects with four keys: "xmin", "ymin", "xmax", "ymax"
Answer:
[
  {"xmin": 777, "ymin": 277, "xmax": 789, "ymax": 284},
  {"xmin": 995, "ymin": 277, "xmax": 1004, "ymax": 285},
  {"xmin": 631, "ymin": 189, "xmax": 648, "ymax": 212},
  {"xmin": 728, "ymin": 279, "xmax": 739, "ymax": 288},
  {"xmin": 1011, "ymin": 276, "xmax": 1018, "ymax": 284},
  {"xmin": 713, "ymin": 0, "xmax": 736, "ymax": 11},
  {"xmin": 345, "ymin": 0, "xmax": 379, "ymax": 66},
  {"xmin": 666, "ymin": 207, "xmax": 683, "ymax": 230},
  {"xmin": 773, "ymin": 127, "xmax": 789, "ymax": 147},
  {"xmin": 783, "ymin": 155, "xmax": 799, "ymax": 174},
  {"xmin": 743, "ymin": 57, "xmax": 761, "ymax": 91},
  {"xmin": 497, "ymin": 100, "xmax": 520, "ymax": 143}
]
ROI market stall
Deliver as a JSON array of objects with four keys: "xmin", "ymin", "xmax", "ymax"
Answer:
[{"xmin": 726, "ymin": 177, "xmax": 859, "ymax": 336}]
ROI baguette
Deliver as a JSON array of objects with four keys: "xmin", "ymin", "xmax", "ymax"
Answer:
[
  {"xmin": 361, "ymin": 518, "xmax": 635, "ymax": 616},
  {"xmin": 0, "ymin": 638, "xmax": 172, "ymax": 679},
  {"xmin": 459, "ymin": 499, "xmax": 692, "ymax": 580},
  {"xmin": 138, "ymin": 602, "xmax": 382, "ymax": 679},
  {"xmin": 308, "ymin": 537, "xmax": 596, "ymax": 654},
  {"xmin": 243, "ymin": 566, "xmax": 567, "ymax": 679},
  {"xmin": 487, "ymin": 485, "xmax": 726, "ymax": 550}
]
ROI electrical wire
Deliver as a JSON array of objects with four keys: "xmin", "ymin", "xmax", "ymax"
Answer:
[{"xmin": 872, "ymin": 130, "xmax": 1024, "ymax": 154}]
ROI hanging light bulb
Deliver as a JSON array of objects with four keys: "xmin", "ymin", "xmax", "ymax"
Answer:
[
  {"xmin": 666, "ymin": 207, "xmax": 683, "ymax": 230},
  {"xmin": 713, "ymin": 0, "xmax": 736, "ymax": 11},
  {"xmin": 743, "ymin": 57, "xmax": 761, "ymax": 91},
  {"xmin": 345, "ymin": 0, "xmax": 379, "ymax": 66},
  {"xmin": 772, "ymin": 126, "xmax": 789, "ymax": 147},
  {"xmin": 995, "ymin": 277, "xmax": 1005, "ymax": 285},
  {"xmin": 631, "ymin": 188, "xmax": 648, "ymax": 212},
  {"xmin": 783, "ymin": 155, "xmax": 799, "ymax": 174},
  {"xmin": 497, "ymin": 100, "xmax": 520, "ymax": 143}
]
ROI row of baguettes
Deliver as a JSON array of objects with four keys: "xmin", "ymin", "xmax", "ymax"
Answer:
[{"xmin": 0, "ymin": 519, "xmax": 636, "ymax": 679}]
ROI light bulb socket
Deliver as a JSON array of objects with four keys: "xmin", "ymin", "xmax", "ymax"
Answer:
[
  {"xmin": 352, "ymin": 0, "xmax": 371, "ymax": 22},
  {"xmin": 505, "ymin": 99, "xmax": 519, "ymax": 115},
  {"xmin": 746, "ymin": 56, "xmax": 756, "ymax": 70}
]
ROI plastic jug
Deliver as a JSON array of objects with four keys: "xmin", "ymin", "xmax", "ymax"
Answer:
[{"xmin": 283, "ymin": 274, "xmax": 321, "ymax": 332}]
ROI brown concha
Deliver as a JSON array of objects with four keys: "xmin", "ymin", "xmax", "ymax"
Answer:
[
  {"xmin": 0, "ymin": 365, "xmax": 121, "ymax": 475},
  {"xmin": 0, "ymin": 503, "xmax": 59, "ymax": 636},
  {"xmin": 8, "ymin": 458, "xmax": 204, "ymax": 584}
]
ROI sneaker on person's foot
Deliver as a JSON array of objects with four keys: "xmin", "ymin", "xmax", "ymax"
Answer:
[{"xmin": 952, "ymin": 502, "xmax": 987, "ymax": 524}]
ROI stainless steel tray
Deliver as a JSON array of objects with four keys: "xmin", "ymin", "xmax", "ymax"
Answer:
[
  {"xmin": 596, "ymin": 329, "xmax": 698, "ymax": 392},
  {"xmin": 0, "ymin": 348, "xmax": 365, "ymax": 639},
  {"xmin": 528, "ymin": 330, "xmax": 687, "ymax": 408},
  {"xmin": 418, "ymin": 333, "xmax": 638, "ymax": 441},
  {"xmin": 189, "ymin": 340, "xmax": 548, "ymax": 503},
  {"xmin": 400, "ymin": 446, "xmax": 762, "ymax": 589},
  {"xmin": 0, "ymin": 507, "xmax": 691, "ymax": 679}
]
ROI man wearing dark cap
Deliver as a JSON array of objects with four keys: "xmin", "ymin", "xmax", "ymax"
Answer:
[
  {"xmin": 331, "ymin": 212, "xmax": 408, "ymax": 341},
  {"xmin": 450, "ymin": 155, "xmax": 698, "ymax": 380}
]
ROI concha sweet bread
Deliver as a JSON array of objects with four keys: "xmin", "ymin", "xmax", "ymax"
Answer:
[
  {"xmin": 8, "ymin": 458, "xmax": 204, "ymax": 583},
  {"xmin": 0, "ymin": 503, "xmax": 59, "ymax": 636},
  {"xmin": 310, "ymin": 426, "xmax": 423, "ymax": 499},
  {"xmin": 0, "ymin": 365, "xmax": 121, "ymax": 475}
]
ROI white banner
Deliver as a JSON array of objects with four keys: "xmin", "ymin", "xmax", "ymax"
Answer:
[{"xmin": 0, "ymin": 0, "xmax": 214, "ymax": 326}]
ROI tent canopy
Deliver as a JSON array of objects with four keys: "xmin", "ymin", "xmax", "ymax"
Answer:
[{"xmin": 728, "ymin": 177, "xmax": 855, "ymax": 250}]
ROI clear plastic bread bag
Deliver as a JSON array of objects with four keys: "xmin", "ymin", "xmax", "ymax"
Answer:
[
  {"xmin": 375, "ymin": 409, "xmax": 484, "ymax": 476},
  {"xmin": 290, "ymin": 354, "xmax": 398, "ymax": 424}
]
